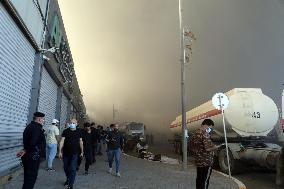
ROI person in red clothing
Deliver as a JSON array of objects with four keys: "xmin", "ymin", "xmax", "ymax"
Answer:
[{"xmin": 190, "ymin": 119, "xmax": 222, "ymax": 189}]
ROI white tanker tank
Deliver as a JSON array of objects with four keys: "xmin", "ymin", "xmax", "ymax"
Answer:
[
  {"xmin": 170, "ymin": 88, "xmax": 282, "ymax": 174},
  {"xmin": 170, "ymin": 88, "xmax": 279, "ymax": 139}
]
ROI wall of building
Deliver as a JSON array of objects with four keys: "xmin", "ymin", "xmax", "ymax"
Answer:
[
  {"xmin": 0, "ymin": 0, "xmax": 87, "ymax": 177},
  {"xmin": 10, "ymin": 0, "xmax": 47, "ymax": 46}
]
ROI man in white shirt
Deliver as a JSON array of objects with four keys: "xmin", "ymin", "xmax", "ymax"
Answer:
[{"xmin": 45, "ymin": 119, "xmax": 60, "ymax": 171}]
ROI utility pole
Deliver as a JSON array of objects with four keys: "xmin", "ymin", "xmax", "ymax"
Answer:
[
  {"xmin": 112, "ymin": 104, "xmax": 118, "ymax": 122},
  {"xmin": 113, "ymin": 104, "xmax": 115, "ymax": 122},
  {"xmin": 179, "ymin": 0, "xmax": 196, "ymax": 171}
]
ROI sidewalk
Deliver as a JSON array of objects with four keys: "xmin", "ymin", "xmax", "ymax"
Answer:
[{"xmin": 3, "ymin": 154, "xmax": 238, "ymax": 189}]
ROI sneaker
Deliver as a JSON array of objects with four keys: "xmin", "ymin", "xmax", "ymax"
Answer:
[
  {"xmin": 64, "ymin": 180, "xmax": 69, "ymax": 186},
  {"xmin": 108, "ymin": 168, "xmax": 112, "ymax": 174},
  {"xmin": 84, "ymin": 171, "xmax": 89, "ymax": 175},
  {"xmin": 116, "ymin": 172, "xmax": 121, "ymax": 177},
  {"xmin": 67, "ymin": 186, "xmax": 73, "ymax": 189},
  {"xmin": 47, "ymin": 168, "xmax": 56, "ymax": 172}
]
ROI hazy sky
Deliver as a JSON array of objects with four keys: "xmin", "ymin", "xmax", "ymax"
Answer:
[
  {"xmin": 58, "ymin": 0, "xmax": 181, "ymax": 134},
  {"xmin": 58, "ymin": 0, "xmax": 284, "ymax": 136}
]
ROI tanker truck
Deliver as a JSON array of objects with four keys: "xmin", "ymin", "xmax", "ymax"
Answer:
[{"xmin": 170, "ymin": 88, "xmax": 282, "ymax": 174}]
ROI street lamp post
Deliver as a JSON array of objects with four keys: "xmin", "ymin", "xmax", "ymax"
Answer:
[{"xmin": 179, "ymin": 0, "xmax": 196, "ymax": 171}]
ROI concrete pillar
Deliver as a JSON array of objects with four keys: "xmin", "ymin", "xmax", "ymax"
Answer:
[
  {"xmin": 27, "ymin": 53, "xmax": 43, "ymax": 123},
  {"xmin": 55, "ymin": 86, "xmax": 63, "ymax": 121},
  {"xmin": 66, "ymin": 100, "xmax": 71, "ymax": 122}
]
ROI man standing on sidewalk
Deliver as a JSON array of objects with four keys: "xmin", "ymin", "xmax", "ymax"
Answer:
[
  {"xmin": 106, "ymin": 123, "xmax": 124, "ymax": 177},
  {"xmin": 45, "ymin": 119, "xmax": 60, "ymax": 171},
  {"xmin": 58, "ymin": 119, "xmax": 83, "ymax": 189},
  {"xmin": 18, "ymin": 112, "xmax": 46, "ymax": 189},
  {"xmin": 190, "ymin": 119, "xmax": 222, "ymax": 189}
]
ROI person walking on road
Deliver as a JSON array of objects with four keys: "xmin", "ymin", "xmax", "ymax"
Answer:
[
  {"xmin": 45, "ymin": 118, "xmax": 60, "ymax": 171},
  {"xmin": 17, "ymin": 112, "xmax": 46, "ymax": 189},
  {"xmin": 82, "ymin": 122, "xmax": 93, "ymax": 175},
  {"xmin": 76, "ymin": 125, "xmax": 84, "ymax": 171},
  {"xmin": 58, "ymin": 119, "xmax": 83, "ymax": 189},
  {"xmin": 106, "ymin": 123, "xmax": 124, "ymax": 177},
  {"xmin": 190, "ymin": 119, "xmax": 222, "ymax": 189},
  {"xmin": 90, "ymin": 122, "xmax": 98, "ymax": 164},
  {"xmin": 96, "ymin": 125, "xmax": 103, "ymax": 155}
]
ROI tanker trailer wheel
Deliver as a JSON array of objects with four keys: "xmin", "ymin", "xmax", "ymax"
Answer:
[{"xmin": 218, "ymin": 148, "xmax": 240, "ymax": 174}]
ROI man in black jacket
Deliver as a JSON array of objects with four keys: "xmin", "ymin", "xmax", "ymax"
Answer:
[
  {"xmin": 18, "ymin": 112, "xmax": 46, "ymax": 189},
  {"xmin": 106, "ymin": 124, "xmax": 124, "ymax": 177}
]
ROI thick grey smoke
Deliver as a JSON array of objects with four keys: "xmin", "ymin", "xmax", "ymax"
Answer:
[{"xmin": 59, "ymin": 0, "xmax": 284, "ymax": 142}]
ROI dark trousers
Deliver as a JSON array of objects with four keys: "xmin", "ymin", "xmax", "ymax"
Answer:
[
  {"xmin": 96, "ymin": 142, "xmax": 102, "ymax": 155},
  {"xmin": 92, "ymin": 144, "xmax": 97, "ymax": 163},
  {"xmin": 196, "ymin": 166, "xmax": 212, "ymax": 189},
  {"xmin": 77, "ymin": 154, "xmax": 82, "ymax": 169},
  {"xmin": 84, "ymin": 149, "xmax": 93, "ymax": 172},
  {"xmin": 63, "ymin": 154, "xmax": 78, "ymax": 187},
  {"xmin": 22, "ymin": 154, "xmax": 40, "ymax": 189}
]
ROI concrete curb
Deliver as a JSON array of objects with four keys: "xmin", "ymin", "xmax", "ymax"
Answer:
[
  {"xmin": 213, "ymin": 170, "xmax": 247, "ymax": 189},
  {"xmin": 123, "ymin": 153, "xmax": 247, "ymax": 189}
]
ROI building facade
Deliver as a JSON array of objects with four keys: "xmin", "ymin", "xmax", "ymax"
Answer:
[{"xmin": 0, "ymin": 0, "xmax": 86, "ymax": 177}]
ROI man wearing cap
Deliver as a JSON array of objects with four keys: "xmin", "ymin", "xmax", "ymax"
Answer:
[
  {"xmin": 45, "ymin": 118, "xmax": 60, "ymax": 171},
  {"xmin": 17, "ymin": 112, "xmax": 46, "ymax": 189}
]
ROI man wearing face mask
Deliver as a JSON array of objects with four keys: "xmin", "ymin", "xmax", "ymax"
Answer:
[
  {"xmin": 190, "ymin": 119, "xmax": 222, "ymax": 189},
  {"xmin": 106, "ymin": 124, "xmax": 124, "ymax": 177},
  {"xmin": 58, "ymin": 119, "xmax": 83, "ymax": 189},
  {"xmin": 17, "ymin": 112, "xmax": 46, "ymax": 189}
]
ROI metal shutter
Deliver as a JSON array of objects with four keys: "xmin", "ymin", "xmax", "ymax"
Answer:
[
  {"xmin": 0, "ymin": 4, "xmax": 35, "ymax": 175},
  {"xmin": 70, "ymin": 104, "xmax": 75, "ymax": 119},
  {"xmin": 60, "ymin": 93, "xmax": 68, "ymax": 132},
  {"xmin": 38, "ymin": 67, "xmax": 58, "ymax": 129}
]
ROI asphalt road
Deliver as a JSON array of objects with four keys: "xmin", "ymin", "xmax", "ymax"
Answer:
[
  {"xmin": 150, "ymin": 143, "xmax": 283, "ymax": 189},
  {"xmin": 2, "ymin": 151, "xmax": 237, "ymax": 189}
]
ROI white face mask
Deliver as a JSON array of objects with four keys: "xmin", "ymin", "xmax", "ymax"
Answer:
[
  {"xmin": 206, "ymin": 128, "xmax": 212, "ymax": 134},
  {"xmin": 69, "ymin": 123, "xmax": 77, "ymax": 129}
]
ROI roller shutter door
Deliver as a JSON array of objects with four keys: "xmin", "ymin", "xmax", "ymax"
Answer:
[
  {"xmin": 0, "ymin": 4, "xmax": 35, "ymax": 175},
  {"xmin": 60, "ymin": 93, "xmax": 68, "ymax": 132},
  {"xmin": 38, "ymin": 67, "xmax": 58, "ymax": 129},
  {"xmin": 70, "ymin": 104, "xmax": 75, "ymax": 119}
]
